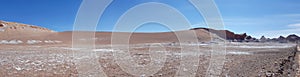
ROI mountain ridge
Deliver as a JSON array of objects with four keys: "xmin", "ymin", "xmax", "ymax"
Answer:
[{"xmin": 0, "ymin": 20, "xmax": 299, "ymax": 44}]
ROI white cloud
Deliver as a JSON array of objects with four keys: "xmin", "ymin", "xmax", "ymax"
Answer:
[
  {"xmin": 281, "ymin": 14, "xmax": 300, "ymax": 17},
  {"xmin": 287, "ymin": 23, "xmax": 300, "ymax": 27}
]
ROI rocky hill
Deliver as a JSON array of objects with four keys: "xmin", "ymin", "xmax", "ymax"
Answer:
[
  {"xmin": 0, "ymin": 20, "xmax": 59, "ymax": 44},
  {"xmin": 0, "ymin": 20, "xmax": 219, "ymax": 45},
  {"xmin": 0, "ymin": 20, "xmax": 298, "ymax": 45},
  {"xmin": 191, "ymin": 27, "xmax": 300, "ymax": 43},
  {"xmin": 191, "ymin": 28, "xmax": 247, "ymax": 42},
  {"xmin": 262, "ymin": 34, "xmax": 300, "ymax": 43},
  {"xmin": 0, "ymin": 20, "xmax": 54, "ymax": 32},
  {"xmin": 0, "ymin": 20, "xmax": 56, "ymax": 39}
]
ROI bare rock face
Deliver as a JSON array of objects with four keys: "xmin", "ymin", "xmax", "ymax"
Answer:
[
  {"xmin": 190, "ymin": 27, "xmax": 247, "ymax": 42},
  {"xmin": 278, "ymin": 36, "xmax": 288, "ymax": 43},
  {"xmin": 0, "ymin": 20, "xmax": 54, "ymax": 33},
  {"xmin": 0, "ymin": 20, "xmax": 59, "ymax": 44},
  {"xmin": 260, "ymin": 36, "xmax": 267, "ymax": 42},
  {"xmin": 286, "ymin": 34, "xmax": 300, "ymax": 43}
]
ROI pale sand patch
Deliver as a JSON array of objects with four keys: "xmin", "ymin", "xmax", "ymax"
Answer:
[{"xmin": 227, "ymin": 52, "xmax": 252, "ymax": 55}]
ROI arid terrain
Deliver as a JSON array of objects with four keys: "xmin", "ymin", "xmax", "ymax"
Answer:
[
  {"xmin": 0, "ymin": 43, "xmax": 298, "ymax": 77},
  {"xmin": 0, "ymin": 21, "xmax": 300, "ymax": 77}
]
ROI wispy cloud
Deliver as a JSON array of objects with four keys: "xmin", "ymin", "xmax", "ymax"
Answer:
[
  {"xmin": 284, "ymin": 23, "xmax": 300, "ymax": 33},
  {"xmin": 281, "ymin": 14, "xmax": 300, "ymax": 17},
  {"xmin": 287, "ymin": 23, "xmax": 300, "ymax": 27}
]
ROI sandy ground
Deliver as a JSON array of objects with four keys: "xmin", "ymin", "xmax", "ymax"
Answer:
[{"xmin": 0, "ymin": 43, "xmax": 298, "ymax": 77}]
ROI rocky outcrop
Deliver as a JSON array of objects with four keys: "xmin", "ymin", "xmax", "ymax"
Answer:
[
  {"xmin": 286, "ymin": 34, "xmax": 300, "ymax": 43},
  {"xmin": 260, "ymin": 36, "xmax": 267, "ymax": 43},
  {"xmin": 190, "ymin": 28, "xmax": 248, "ymax": 42},
  {"xmin": 277, "ymin": 36, "xmax": 288, "ymax": 43},
  {"xmin": 260, "ymin": 34, "xmax": 300, "ymax": 43},
  {"xmin": 0, "ymin": 20, "xmax": 57, "ymax": 43},
  {"xmin": 190, "ymin": 28, "xmax": 300, "ymax": 43},
  {"xmin": 0, "ymin": 20, "xmax": 54, "ymax": 32}
]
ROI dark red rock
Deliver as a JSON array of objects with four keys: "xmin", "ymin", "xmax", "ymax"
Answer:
[{"xmin": 190, "ymin": 28, "xmax": 248, "ymax": 41}]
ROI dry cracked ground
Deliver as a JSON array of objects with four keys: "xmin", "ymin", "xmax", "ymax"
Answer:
[{"xmin": 0, "ymin": 42, "xmax": 299, "ymax": 77}]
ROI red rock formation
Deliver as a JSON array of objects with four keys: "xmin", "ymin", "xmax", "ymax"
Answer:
[{"xmin": 190, "ymin": 28, "xmax": 247, "ymax": 41}]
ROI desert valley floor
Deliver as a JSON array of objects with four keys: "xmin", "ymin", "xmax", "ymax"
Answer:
[{"xmin": 0, "ymin": 42, "xmax": 299, "ymax": 77}]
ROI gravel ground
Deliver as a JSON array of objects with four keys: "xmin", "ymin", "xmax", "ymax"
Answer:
[{"xmin": 0, "ymin": 43, "xmax": 298, "ymax": 77}]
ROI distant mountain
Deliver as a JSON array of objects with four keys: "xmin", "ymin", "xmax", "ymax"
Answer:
[
  {"xmin": 190, "ymin": 28, "xmax": 247, "ymax": 42},
  {"xmin": 255, "ymin": 34, "xmax": 300, "ymax": 43},
  {"xmin": 0, "ymin": 20, "xmax": 220, "ymax": 45},
  {"xmin": 286, "ymin": 34, "xmax": 300, "ymax": 43},
  {"xmin": 0, "ymin": 20, "xmax": 298, "ymax": 45},
  {"xmin": 191, "ymin": 27, "xmax": 300, "ymax": 43}
]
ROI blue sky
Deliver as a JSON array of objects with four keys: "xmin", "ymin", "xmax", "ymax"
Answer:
[{"xmin": 0, "ymin": 0, "xmax": 299, "ymax": 38}]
